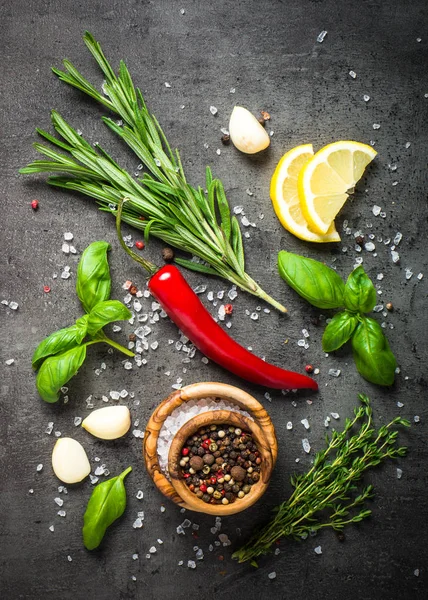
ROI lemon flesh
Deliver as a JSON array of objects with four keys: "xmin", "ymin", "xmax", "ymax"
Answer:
[{"xmin": 297, "ymin": 141, "xmax": 377, "ymax": 235}]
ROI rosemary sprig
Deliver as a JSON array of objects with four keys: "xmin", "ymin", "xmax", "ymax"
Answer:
[
  {"xmin": 233, "ymin": 394, "xmax": 409, "ymax": 565},
  {"xmin": 20, "ymin": 32, "xmax": 286, "ymax": 313}
]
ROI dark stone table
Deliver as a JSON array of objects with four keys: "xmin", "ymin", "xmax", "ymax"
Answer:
[{"xmin": 1, "ymin": 1, "xmax": 427, "ymax": 598}]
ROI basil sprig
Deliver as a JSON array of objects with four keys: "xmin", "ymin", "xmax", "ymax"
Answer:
[
  {"xmin": 83, "ymin": 467, "xmax": 132, "ymax": 550},
  {"xmin": 32, "ymin": 241, "xmax": 134, "ymax": 402},
  {"xmin": 278, "ymin": 252, "xmax": 397, "ymax": 386}
]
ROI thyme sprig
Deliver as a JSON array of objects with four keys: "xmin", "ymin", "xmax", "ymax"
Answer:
[
  {"xmin": 20, "ymin": 32, "xmax": 286, "ymax": 313},
  {"xmin": 233, "ymin": 394, "xmax": 409, "ymax": 565}
]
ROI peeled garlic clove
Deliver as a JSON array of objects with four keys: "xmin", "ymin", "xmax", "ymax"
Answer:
[
  {"xmin": 52, "ymin": 438, "xmax": 91, "ymax": 484},
  {"xmin": 229, "ymin": 106, "xmax": 271, "ymax": 154},
  {"xmin": 82, "ymin": 406, "xmax": 131, "ymax": 440}
]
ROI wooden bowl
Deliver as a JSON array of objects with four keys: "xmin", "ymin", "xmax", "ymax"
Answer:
[
  {"xmin": 168, "ymin": 410, "xmax": 274, "ymax": 515},
  {"xmin": 143, "ymin": 382, "xmax": 277, "ymax": 514}
]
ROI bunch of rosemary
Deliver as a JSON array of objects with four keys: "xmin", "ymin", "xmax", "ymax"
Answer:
[
  {"xmin": 20, "ymin": 32, "xmax": 286, "ymax": 313},
  {"xmin": 233, "ymin": 394, "xmax": 409, "ymax": 565}
]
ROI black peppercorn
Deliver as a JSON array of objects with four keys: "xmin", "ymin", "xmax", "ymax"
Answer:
[
  {"xmin": 221, "ymin": 134, "xmax": 230, "ymax": 145},
  {"xmin": 355, "ymin": 235, "xmax": 365, "ymax": 246},
  {"xmin": 161, "ymin": 247, "xmax": 175, "ymax": 262}
]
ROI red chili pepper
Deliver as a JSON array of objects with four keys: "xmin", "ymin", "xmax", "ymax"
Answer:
[
  {"xmin": 116, "ymin": 199, "xmax": 318, "ymax": 392},
  {"xmin": 148, "ymin": 265, "xmax": 317, "ymax": 390}
]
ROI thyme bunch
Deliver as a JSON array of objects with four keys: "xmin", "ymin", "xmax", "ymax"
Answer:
[
  {"xmin": 233, "ymin": 394, "xmax": 409, "ymax": 565},
  {"xmin": 20, "ymin": 32, "xmax": 286, "ymax": 313}
]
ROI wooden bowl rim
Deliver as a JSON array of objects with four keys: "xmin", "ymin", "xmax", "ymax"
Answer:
[
  {"xmin": 143, "ymin": 382, "xmax": 277, "ymax": 513},
  {"xmin": 167, "ymin": 410, "xmax": 274, "ymax": 516}
]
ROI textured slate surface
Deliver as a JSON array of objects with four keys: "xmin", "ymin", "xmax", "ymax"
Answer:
[{"xmin": 1, "ymin": 1, "xmax": 427, "ymax": 598}]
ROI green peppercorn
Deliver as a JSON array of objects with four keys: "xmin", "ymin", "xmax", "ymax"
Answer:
[
  {"xmin": 243, "ymin": 484, "xmax": 251, "ymax": 494},
  {"xmin": 202, "ymin": 465, "xmax": 211, "ymax": 475},
  {"xmin": 209, "ymin": 442, "xmax": 218, "ymax": 452},
  {"xmin": 213, "ymin": 491, "xmax": 222, "ymax": 500}
]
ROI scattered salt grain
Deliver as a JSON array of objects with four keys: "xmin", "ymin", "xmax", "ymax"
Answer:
[
  {"xmin": 132, "ymin": 553, "xmax": 139, "ymax": 560},
  {"xmin": 302, "ymin": 439, "xmax": 311, "ymax": 454},
  {"xmin": 49, "ymin": 525, "xmax": 54, "ymax": 532},
  {"xmin": 62, "ymin": 243, "xmax": 70, "ymax": 254},
  {"xmin": 209, "ymin": 106, "xmax": 218, "ymax": 116},
  {"xmin": 363, "ymin": 94, "xmax": 370, "ymax": 102},
  {"xmin": 317, "ymin": 30, "xmax": 327, "ymax": 42},
  {"xmin": 414, "ymin": 416, "xmax": 420, "ymax": 423},
  {"xmin": 314, "ymin": 546, "xmax": 322, "ymax": 554},
  {"xmin": 349, "ymin": 70, "xmax": 357, "ymax": 79},
  {"xmin": 250, "ymin": 312, "xmax": 259, "ymax": 321},
  {"xmin": 5, "ymin": 359, "xmax": 15, "ymax": 366},
  {"xmin": 391, "ymin": 251, "xmax": 400, "ymax": 264},
  {"xmin": 57, "ymin": 510, "xmax": 66, "ymax": 517},
  {"xmin": 394, "ymin": 232, "xmax": 403, "ymax": 245},
  {"xmin": 194, "ymin": 285, "xmax": 207, "ymax": 294},
  {"xmin": 74, "ymin": 417, "xmax": 82, "ymax": 426},
  {"xmin": 373, "ymin": 123, "xmax": 381, "ymax": 130},
  {"xmin": 164, "ymin": 82, "xmax": 171, "ymax": 88},
  {"xmin": 136, "ymin": 490, "xmax": 144, "ymax": 500},
  {"xmin": 187, "ymin": 560, "xmax": 196, "ymax": 569},
  {"xmin": 396, "ymin": 468, "xmax": 403, "ymax": 479},
  {"xmin": 268, "ymin": 572, "xmax": 277, "ymax": 580},
  {"xmin": 64, "ymin": 232, "xmax": 74, "ymax": 241},
  {"xmin": 301, "ymin": 419, "xmax": 310, "ymax": 430},
  {"xmin": 133, "ymin": 518, "xmax": 143, "ymax": 529},
  {"xmin": 328, "ymin": 369, "xmax": 341, "ymax": 377},
  {"xmin": 414, "ymin": 569, "xmax": 420, "ymax": 577},
  {"xmin": 405, "ymin": 142, "xmax": 411, "ymax": 149},
  {"xmin": 9, "ymin": 301, "xmax": 19, "ymax": 310},
  {"xmin": 149, "ymin": 546, "xmax": 157, "ymax": 554},
  {"xmin": 405, "ymin": 269, "xmax": 413, "ymax": 280},
  {"xmin": 330, "ymin": 412, "xmax": 340, "ymax": 420}
]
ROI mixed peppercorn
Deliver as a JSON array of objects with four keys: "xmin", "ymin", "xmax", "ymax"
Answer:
[{"xmin": 179, "ymin": 424, "xmax": 262, "ymax": 505}]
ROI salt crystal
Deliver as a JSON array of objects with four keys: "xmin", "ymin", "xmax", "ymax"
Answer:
[
  {"xmin": 164, "ymin": 82, "xmax": 171, "ymax": 88},
  {"xmin": 209, "ymin": 106, "xmax": 218, "ymax": 116},
  {"xmin": 373, "ymin": 123, "xmax": 381, "ymax": 130},
  {"xmin": 5, "ymin": 359, "xmax": 15, "ymax": 366},
  {"xmin": 196, "ymin": 549, "xmax": 204, "ymax": 560},
  {"xmin": 228, "ymin": 287, "xmax": 238, "ymax": 300},
  {"xmin": 397, "ymin": 402, "xmax": 404, "ymax": 408},
  {"xmin": 328, "ymin": 369, "xmax": 341, "ymax": 377},
  {"xmin": 372, "ymin": 205, "xmax": 381, "ymax": 216},
  {"xmin": 241, "ymin": 216, "xmax": 250, "ymax": 227},
  {"xmin": 268, "ymin": 572, "xmax": 277, "ymax": 580},
  {"xmin": 391, "ymin": 250, "xmax": 400, "ymax": 263},
  {"xmin": 218, "ymin": 305, "xmax": 226, "ymax": 321},
  {"xmin": 297, "ymin": 339, "xmax": 306, "ymax": 347},
  {"xmin": 36, "ymin": 463, "xmax": 43, "ymax": 472},
  {"xmin": 74, "ymin": 417, "xmax": 82, "ymax": 426},
  {"xmin": 377, "ymin": 273, "xmax": 384, "ymax": 281},
  {"xmin": 62, "ymin": 242, "xmax": 70, "ymax": 254},
  {"xmin": 317, "ymin": 30, "xmax": 327, "ymax": 42},
  {"xmin": 89, "ymin": 475, "xmax": 99, "ymax": 485},
  {"xmin": 9, "ymin": 301, "xmax": 19, "ymax": 310},
  {"xmin": 373, "ymin": 305, "xmax": 384, "ymax": 312},
  {"xmin": 363, "ymin": 94, "xmax": 370, "ymax": 102},
  {"xmin": 94, "ymin": 465, "xmax": 105, "ymax": 476},
  {"xmin": 133, "ymin": 518, "xmax": 143, "ymax": 528},
  {"xmin": 54, "ymin": 431, "xmax": 61, "ymax": 437},
  {"xmin": 301, "ymin": 418, "xmax": 310, "ymax": 430},
  {"xmin": 233, "ymin": 205, "xmax": 244, "ymax": 215},
  {"xmin": 414, "ymin": 416, "xmax": 420, "ymax": 423},
  {"xmin": 246, "ymin": 189, "xmax": 253, "ymax": 196},
  {"xmin": 314, "ymin": 546, "xmax": 322, "ymax": 554},
  {"xmin": 394, "ymin": 232, "xmax": 403, "ymax": 245},
  {"xmin": 136, "ymin": 490, "xmax": 144, "ymax": 500},
  {"xmin": 132, "ymin": 553, "xmax": 139, "ymax": 560},
  {"xmin": 160, "ymin": 506, "xmax": 166, "ymax": 513},
  {"xmin": 417, "ymin": 273, "xmax": 423, "ymax": 280},
  {"xmin": 187, "ymin": 560, "xmax": 196, "ymax": 569},
  {"xmin": 149, "ymin": 546, "xmax": 157, "ymax": 554},
  {"xmin": 330, "ymin": 412, "xmax": 340, "ymax": 420},
  {"xmin": 349, "ymin": 70, "xmax": 357, "ymax": 79},
  {"xmin": 405, "ymin": 269, "xmax": 413, "ymax": 280},
  {"xmin": 414, "ymin": 569, "xmax": 420, "ymax": 576},
  {"xmin": 61, "ymin": 270, "xmax": 71, "ymax": 280},
  {"xmin": 124, "ymin": 361, "xmax": 133, "ymax": 370},
  {"xmin": 193, "ymin": 285, "xmax": 207, "ymax": 294},
  {"xmin": 201, "ymin": 357, "xmax": 209, "ymax": 364},
  {"xmin": 405, "ymin": 141, "xmax": 411, "ymax": 149},
  {"xmin": 302, "ymin": 438, "xmax": 311, "ymax": 453},
  {"xmin": 250, "ymin": 312, "xmax": 259, "ymax": 321},
  {"xmin": 57, "ymin": 510, "xmax": 66, "ymax": 517},
  {"xmin": 49, "ymin": 525, "xmax": 54, "ymax": 532},
  {"xmin": 396, "ymin": 468, "xmax": 403, "ymax": 479},
  {"xmin": 207, "ymin": 291, "xmax": 214, "ymax": 302}
]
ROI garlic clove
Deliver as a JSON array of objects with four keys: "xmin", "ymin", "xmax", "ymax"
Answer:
[
  {"xmin": 229, "ymin": 106, "xmax": 271, "ymax": 154},
  {"xmin": 52, "ymin": 438, "xmax": 91, "ymax": 484},
  {"xmin": 81, "ymin": 406, "xmax": 131, "ymax": 440}
]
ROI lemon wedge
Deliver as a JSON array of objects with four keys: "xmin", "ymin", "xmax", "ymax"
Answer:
[
  {"xmin": 297, "ymin": 141, "xmax": 377, "ymax": 235},
  {"xmin": 270, "ymin": 144, "xmax": 341, "ymax": 243}
]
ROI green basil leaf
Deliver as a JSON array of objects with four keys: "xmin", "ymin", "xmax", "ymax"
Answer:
[
  {"xmin": 75, "ymin": 314, "xmax": 89, "ymax": 344},
  {"xmin": 86, "ymin": 300, "xmax": 132, "ymax": 336},
  {"xmin": 36, "ymin": 345, "xmax": 87, "ymax": 403},
  {"xmin": 76, "ymin": 241, "xmax": 111, "ymax": 313},
  {"xmin": 32, "ymin": 325, "xmax": 80, "ymax": 370},
  {"xmin": 278, "ymin": 251, "xmax": 345, "ymax": 309},
  {"xmin": 83, "ymin": 467, "xmax": 132, "ymax": 550},
  {"xmin": 343, "ymin": 266, "xmax": 377, "ymax": 313},
  {"xmin": 352, "ymin": 317, "xmax": 397, "ymax": 386},
  {"xmin": 322, "ymin": 311, "xmax": 359, "ymax": 352}
]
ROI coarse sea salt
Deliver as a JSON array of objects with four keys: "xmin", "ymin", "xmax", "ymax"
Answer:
[{"xmin": 157, "ymin": 397, "xmax": 253, "ymax": 474}]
